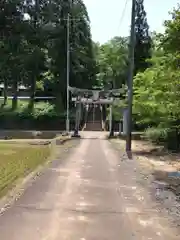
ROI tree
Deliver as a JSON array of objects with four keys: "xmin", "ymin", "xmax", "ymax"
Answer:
[
  {"xmin": 93, "ymin": 37, "xmax": 128, "ymax": 136},
  {"xmin": 70, "ymin": 0, "xmax": 96, "ymax": 89},
  {"xmin": 133, "ymin": 5, "xmax": 180, "ymax": 149},
  {"xmin": 23, "ymin": 0, "xmax": 50, "ymax": 110},
  {"xmin": 133, "ymin": 5, "xmax": 180, "ymax": 127},
  {"xmin": 134, "ymin": 0, "xmax": 152, "ymax": 74},
  {"xmin": 47, "ymin": 0, "xmax": 96, "ymax": 107},
  {"xmin": 96, "ymin": 36, "xmax": 128, "ymax": 89},
  {"xmin": 160, "ymin": 4, "xmax": 180, "ymax": 54},
  {"xmin": 0, "ymin": 0, "xmax": 96, "ymax": 112},
  {"xmin": 0, "ymin": 0, "xmax": 29, "ymax": 109}
]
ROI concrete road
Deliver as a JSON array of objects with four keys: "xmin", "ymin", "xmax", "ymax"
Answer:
[{"xmin": 0, "ymin": 132, "xmax": 179, "ymax": 239}]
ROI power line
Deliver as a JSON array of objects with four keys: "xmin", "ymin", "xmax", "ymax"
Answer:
[{"xmin": 118, "ymin": 0, "xmax": 129, "ymax": 31}]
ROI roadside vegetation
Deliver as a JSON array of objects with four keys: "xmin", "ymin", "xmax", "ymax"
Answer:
[
  {"xmin": 95, "ymin": 2, "xmax": 180, "ymax": 151},
  {"xmin": 0, "ymin": 0, "xmax": 95, "ymax": 128},
  {"xmin": 0, "ymin": 101, "xmax": 76, "ymax": 130},
  {"xmin": 0, "ymin": 143, "xmax": 50, "ymax": 197}
]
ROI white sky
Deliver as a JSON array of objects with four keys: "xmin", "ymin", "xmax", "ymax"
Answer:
[{"xmin": 83, "ymin": 0, "xmax": 180, "ymax": 44}]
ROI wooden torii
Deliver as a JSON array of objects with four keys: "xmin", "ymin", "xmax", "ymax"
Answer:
[{"xmin": 68, "ymin": 86, "xmax": 127, "ymax": 136}]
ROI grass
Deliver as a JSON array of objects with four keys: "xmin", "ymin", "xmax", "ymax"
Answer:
[
  {"xmin": 0, "ymin": 143, "xmax": 51, "ymax": 197},
  {"xmin": 0, "ymin": 99, "xmax": 28, "ymax": 108}
]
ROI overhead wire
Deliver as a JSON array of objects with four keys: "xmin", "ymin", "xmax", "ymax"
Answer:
[{"xmin": 117, "ymin": 0, "xmax": 129, "ymax": 31}]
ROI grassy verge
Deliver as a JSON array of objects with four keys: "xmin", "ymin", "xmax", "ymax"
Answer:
[{"xmin": 0, "ymin": 143, "xmax": 51, "ymax": 197}]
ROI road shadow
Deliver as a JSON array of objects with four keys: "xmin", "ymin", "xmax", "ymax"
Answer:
[
  {"xmin": 134, "ymin": 148, "xmax": 166, "ymax": 157},
  {"xmin": 133, "ymin": 147, "xmax": 180, "ymax": 162}
]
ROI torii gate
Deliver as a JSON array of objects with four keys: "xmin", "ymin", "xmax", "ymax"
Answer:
[{"xmin": 68, "ymin": 86, "xmax": 127, "ymax": 137}]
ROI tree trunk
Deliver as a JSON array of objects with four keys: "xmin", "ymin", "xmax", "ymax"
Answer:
[
  {"xmin": 28, "ymin": 77, "xmax": 36, "ymax": 111},
  {"xmin": 12, "ymin": 80, "xmax": 18, "ymax": 110},
  {"xmin": 3, "ymin": 78, "xmax": 8, "ymax": 106}
]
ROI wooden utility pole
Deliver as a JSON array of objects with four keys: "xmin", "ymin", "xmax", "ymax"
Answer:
[
  {"xmin": 66, "ymin": 14, "xmax": 70, "ymax": 133},
  {"xmin": 126, "ymin": 0, "xmax": 136, "ymax": 152}
]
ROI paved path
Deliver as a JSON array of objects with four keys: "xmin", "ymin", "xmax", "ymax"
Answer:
[{"xmin": 0, "ymin": 132, "xmax": 179, "ymax": 239}]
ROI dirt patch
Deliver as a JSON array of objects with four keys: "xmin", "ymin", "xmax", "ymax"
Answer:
[
  {"xmin": 111, "ymin": 138, "xmax": 180, "ymax": 229},
  {"xmin": 131, "ymin": 140, "xmax": 180, "ymax": 195},
  {"xmin": 111, "ymin": 138, "xmax": 180, "ymax": 196}
]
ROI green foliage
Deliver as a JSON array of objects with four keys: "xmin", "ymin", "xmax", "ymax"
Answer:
[
  {"xmin": 0, "ymin": 0, "xmax": 96, "ymax": 111},
  {"xmin": 46, "ymin": 0, "xmax": 97, "ymax": 106},
  {"xmin": 0, "ymin": 101, "xmax": 76, "ymax": 130},
  {"xmin": 106, "ymin": 99, "xmax": 126, "ymax": 122},
  {"xmin": 133, "ymin": 50, "xmax": 180, "ymax": 128},
  {"xmin": 160, "ymin": 4, "xmax": 180, "ymax": 53},
  {"xmin": 133, "ymin": 5, "xmax": 180, "ymax": 149},
  {"xmin": 143, "ymin": 127, "xmax": 169, "ymax": 144},
  {"xmin": 95, "ymin": 37, "xmax": 128, "ymax": 88},
  {"xmin": 134, "ymin": 0, "xmax": 152, "ymax": 74}
]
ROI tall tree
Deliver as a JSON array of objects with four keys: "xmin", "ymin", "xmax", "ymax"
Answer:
[
  {"xmin": 0, "ymin": 0, "xmax": 26, "ymax": 109},
  {"xmin": 96, "ymin": 37, "xmax": 128, "ymax": 89},
  {"xmin": 48, "ymin": 0, "xmax": 96, "ymax": 107},
  {"xmin": 0, "ymin": 0, "xmax": 97, "ymax": 111},
  {"xmin": 23, "ymin": 0, "xmax": 48, "ymax": 110},
  {"xmin": 134, "ymin": 0, "xmax": 152, "ymax": 74},
  {"xmin": 133, "ymin": 5, "xmax": 180, "ymax": 150},
  {"xmin": 160, "ymin": 4, "xmax": 180, "ymax": 54}
]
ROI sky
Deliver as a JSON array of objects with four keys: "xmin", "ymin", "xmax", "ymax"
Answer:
[{"xmin": 83, "ymin": 0, "xmax": 180, "ymax": 44}]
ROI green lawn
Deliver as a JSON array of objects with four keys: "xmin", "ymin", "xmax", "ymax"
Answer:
[
  {"xmin": 0, "ymin": 98, "xmax": 28, "ymax": 106},
  {"xmin": 0, "ymin": 143, "xmax": 51, "ymax": 197}
]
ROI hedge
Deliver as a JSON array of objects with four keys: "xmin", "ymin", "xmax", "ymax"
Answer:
[{"xmin": 0, "ymin": 102, "xmax": 76, "ymax": 130}]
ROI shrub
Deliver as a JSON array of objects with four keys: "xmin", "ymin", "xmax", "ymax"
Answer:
[
  {"xmin": 143, "ymin": 127, "xmax": 169, "ymax": 144},
  {"xmin": 0, "ymin": 101, "xmax": 76, "ymax": 129},
  {"xmin": 143, "ymin": 127, "xmax": 180, "ymax": 151}
]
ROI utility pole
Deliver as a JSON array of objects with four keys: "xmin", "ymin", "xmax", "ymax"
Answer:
[
  {"xmin": 66, "ymin": 14, "xmax": 81, "ymax": 133},
  {"xmin": 66, "ymin": 13, "xmax": 70, "ymax": 133},
  {"xmin": 126, "ymin": 0, "xmax": 136, "ymax": 152},
  {"xmin": 28, "ymin": 0, "xmax": 39, "ymax": 110}
]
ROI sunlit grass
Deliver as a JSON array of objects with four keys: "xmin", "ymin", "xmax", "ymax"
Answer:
[{"xmin": 0, "ymin": 143, "xmax": 51, "ymax": 197}]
